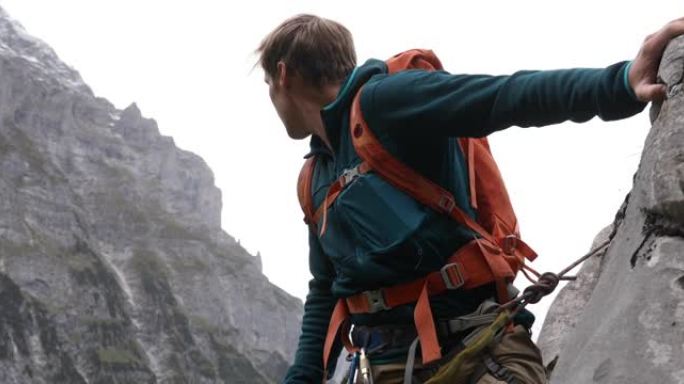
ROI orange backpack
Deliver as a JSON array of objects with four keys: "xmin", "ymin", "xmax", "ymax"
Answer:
[{"xmin": 297, "ymin": 49, "xmax": 537, "ymax": 370}]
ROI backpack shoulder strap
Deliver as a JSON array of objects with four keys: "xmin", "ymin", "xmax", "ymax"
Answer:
[
  {"xmin": 349, "ymin": 89, "xmax": 495, "ymax": 244},
  {"xmin": 297, "ymin": 156, "xmax": 317, "ymax": 225}
]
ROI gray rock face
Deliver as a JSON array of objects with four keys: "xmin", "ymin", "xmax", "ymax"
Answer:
[
  {"xmin": 0, "ymin": 6, "xmax": 302, "ymax": 384},
  {"xmin": 538, "ymin": 36, "xmax": 684, "ymax": 384}
]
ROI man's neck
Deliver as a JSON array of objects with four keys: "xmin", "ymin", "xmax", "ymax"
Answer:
[{"xmin": 302, "ymin": 82, "xmax": 341, "ymax": 151}]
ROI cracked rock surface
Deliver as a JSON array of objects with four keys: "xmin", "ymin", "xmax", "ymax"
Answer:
[
  {"xmin": 0, "ymin": 6, "xmax": 302, "ymax": 384},
  {"xmin": 537, "ymin": 36, "xmax": 684, "ymax": 384}
]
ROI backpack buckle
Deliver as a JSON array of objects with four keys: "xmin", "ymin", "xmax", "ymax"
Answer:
[
  {"xmin": 364, "ymin": 289, "xmax": 389, "ymax": 313},
  {"xmin": 441, "ymin": 262, "xmax": 465, "ymax": 289},
  {"xmin": 341, "ymin": 166, "xmax": 361, "ymax": 186},
  {"xmin": 438, "ymin": 195, "xmax": 456, "ymax": 213},
  {"xmin": 502, "ymin": 235, "xmax": 518, "ymax": 255}
]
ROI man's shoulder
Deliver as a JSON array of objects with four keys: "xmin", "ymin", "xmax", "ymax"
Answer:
[{"xmin": 359, "ymin": 68, "xmax": 450, "ymax": 117}]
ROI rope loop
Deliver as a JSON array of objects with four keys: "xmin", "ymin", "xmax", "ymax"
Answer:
[{"xmin": 522, "ymin": 272, "xmax": 559, "ymax": 304}]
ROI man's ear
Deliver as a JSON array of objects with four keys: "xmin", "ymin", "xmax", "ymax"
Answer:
[{"xmin": 276, "ymin": 61, "xmax": 289, "ymax": 88}]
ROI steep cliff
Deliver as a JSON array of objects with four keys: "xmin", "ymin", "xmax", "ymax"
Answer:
[
  {"xmin": 0, "ymin": 6, "xmax": 302, "ymax": 384},
  {"xmin": 538, "ymin": 37, "xmax": 684, "ymax": 383}
]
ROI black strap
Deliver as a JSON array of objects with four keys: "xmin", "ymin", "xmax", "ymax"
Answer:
[{"xmin": 482, "ymin": 354, "xmax": 520, "ymax": 384}]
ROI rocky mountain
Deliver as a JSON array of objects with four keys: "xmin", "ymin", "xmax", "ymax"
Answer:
[
  {"xmin": 0, "ymin": 6, "xmax": 302, "ymax": 384},
  {"xmin": 537, "ymin": 36, "xmax": 684, "ymax": 383}
]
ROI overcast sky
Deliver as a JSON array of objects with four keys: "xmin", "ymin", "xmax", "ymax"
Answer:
[{"xmin": 1, "ymin": 0, "xmax": 681, "ymax": 335}]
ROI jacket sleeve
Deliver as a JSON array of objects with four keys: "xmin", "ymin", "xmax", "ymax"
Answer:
[
  {"xmin": 360, "ymin": 61, "xmax": 647, "ymax": 138},
  {"xmin": 282, "ymin": 230, "xmax": 341, "ymax": 384}
]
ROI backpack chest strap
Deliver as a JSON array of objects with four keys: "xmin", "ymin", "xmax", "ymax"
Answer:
[{"xmin": 317, "ymin": 161, "xmax": 372, "ymax": 236}]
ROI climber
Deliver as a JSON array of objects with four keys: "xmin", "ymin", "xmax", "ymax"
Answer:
[{"xmin": 257, "ymin": 14, "xmax": 684, "ymax": 384}]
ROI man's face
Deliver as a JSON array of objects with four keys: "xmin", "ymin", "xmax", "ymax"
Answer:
[{"xmin": 265, "ymin": 71, "xmax": 308, "ymax": 140}]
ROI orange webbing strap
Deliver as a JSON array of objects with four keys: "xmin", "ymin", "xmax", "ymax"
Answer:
[
  {"xmin": 297, "ymin": 157, "xmax": 317, "ymax": 225},
  {"xmin": 322, "ymin": 299, "xmax": 358, "ymax": 374},
  {"xmin": 297, "ymin": 155, "xmax": 373, "ymax": 232},
  {"xmin": 319, "ymin": 180, "xmax": 344, "ymax": 236},
  {"xmin": 459, "ymin": 136, "xmax": 521, "ymax": 239},
  {"xmin": 312, "ymin": 204, "xmax": 325, "ymax": 228},
  {"xmin": 345, "ymin": 262, "xmax": 459, "ymax": 315},
  {"xmin": 341, "ymin": 241, "xmax": 522, "ymax": 315},
  {"xmin": 350, "ymin": 91, "xmax": 497, "ymax": 246},
  {"xmin": 466, "ymin": 138, "xmax": 478, "ymax": 209},
  {"xmin": 473, "ymin": 238, "xmax": 527, "ymax": 304},
  {"xmin": 318, "ymin": 162, "xmax": 372, "ymax": 236},
  {"xmin": 415, "ymin": 282, "xmax": 441, "ymax": 363}
]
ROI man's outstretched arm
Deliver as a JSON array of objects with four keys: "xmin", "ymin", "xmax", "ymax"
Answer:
[
  {"xmin": 361, "ymin": 61, "xmax": 645, "ymax": 138},
  {"xmin": 361, "ymin": 17, "xmax": 684, "ymax": 138}
]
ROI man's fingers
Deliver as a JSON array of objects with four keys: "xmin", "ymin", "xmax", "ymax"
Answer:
[
  {"xmin": 637, "ymin": 83, "xmax": 667, "ymax": 103},
  {"xmin": 630, "ymin": 17, "xmax": 684, "ymax": 101},
  {"xmin": 650, "ymin": 18, "xmax": 684, "ymax": 51}
]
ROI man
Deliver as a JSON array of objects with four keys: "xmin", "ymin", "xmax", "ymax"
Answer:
[{"xmin": 257, "ymin": 14, "xmax": 682, "ymax": 384}]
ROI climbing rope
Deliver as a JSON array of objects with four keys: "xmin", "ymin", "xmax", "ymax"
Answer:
[
  {"xmin": 499, "ymin": 238, "xmax": 611, "ymax": 313},
  {"xmin": 423, "ymin": 239, "xmax": 612, "ymax": 384}
]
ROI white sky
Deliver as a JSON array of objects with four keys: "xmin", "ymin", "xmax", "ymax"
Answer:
[{"xmin": 1, "ymin": 0, "xmax": 680, "ymax": 336}]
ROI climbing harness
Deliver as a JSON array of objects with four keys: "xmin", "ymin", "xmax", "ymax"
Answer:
[{"xmin": 342, "ymin": 239, "xmax": 610, "ymax": 384}]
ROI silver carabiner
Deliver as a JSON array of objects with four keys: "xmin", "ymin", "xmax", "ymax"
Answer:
[{"xmin": 358, "ymin": 348, "xmax": 374, "ymax": 384}]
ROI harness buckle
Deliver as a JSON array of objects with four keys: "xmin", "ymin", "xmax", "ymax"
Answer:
[
  {"xmin": 441, "ymin": 262, "xmax": 465, "ymax": 290},
  {"xmin": 364, "ymin": 289, "xmax": 389, "ymax": 313},
  {"xmin": 502, "ymin": 235, "xmax": 518, "ymax": 255},
  {"xmin": 438, "ymin": 195, "xmax": 456, "ymax": 213}
]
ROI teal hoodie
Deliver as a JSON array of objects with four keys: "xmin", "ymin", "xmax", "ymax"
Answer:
[{"xmin": 283, "ymin": 58, "xmax": 646, "ymax": 384}]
